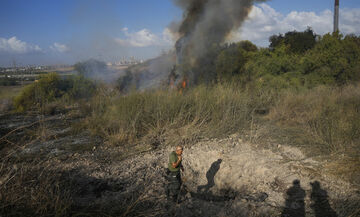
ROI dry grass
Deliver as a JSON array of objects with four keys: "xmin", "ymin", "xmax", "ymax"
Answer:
[
  {"xmin": 0, "ymin": 115, "xmax": 73, "ymax": 216},
  {"xmin": 0, "ymin": 85, "xmax": 24, "ymax": 112},
  {"xmin": 84, "ymin": 84, "xmax": 256, "ymax": 147},
  {"xmin": 0, "ymin": 152, "xmax": 73, "ymax": 217},
  {"xmin": 2, "ymin": 81, "xmax": 359, "ymax": 216},
  {"xmin": 269, "ymin": 85, "xmax": 360, "ymax": 151},
  {"xmin": 268, "ymin": 84, "xmax": 360, "ymax": 183},
  {"xmin": 0, "ymin": 85, "xmax": 24, "ymax": 100},
  {"xmin": 0, "ymin": 121, "xmax": 164, "ymax": 217},
  {"xmin": 82, "ymin": 83, "xmax": 360, "ymax": 185},
  {"xmin": 325, "ymin": 153, "xmax": 360, "ymax": 186}
]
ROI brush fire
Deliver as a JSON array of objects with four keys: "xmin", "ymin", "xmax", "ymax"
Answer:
[
  {"xmin": 3, "ymin": 0, "xmax": 358, "ymax": 217},
  {"xmin": 170, "ymin": 0, "xmax": 266, "ymax": 87}
]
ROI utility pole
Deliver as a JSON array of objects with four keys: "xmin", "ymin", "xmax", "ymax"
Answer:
[{"xmin": 334, "ymin": 0, "xmax": 339, "ymax": 32}]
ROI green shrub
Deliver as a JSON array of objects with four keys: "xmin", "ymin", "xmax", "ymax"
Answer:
[
  {"xmin": 301, "ymin": 32, "xmax": 360, "ymax": 86},
  {"xmin": 13, "ymin": 73, "xmax": 62, "ymax": 112},
  {"xmin": 242, "ymin": 32, "xmax": 360, "ymax": 90},
  {"xmin": 215, "ymin": 41, "xmax": 256, "ymax": 84},
  {"xmin": 247, "ymin": 45, "xmax": 300, "ymax": 76},
  {"xmin": 65, "ymin": 75, "xmax": 96, "ymax": 99},
  {"xmin": 13, "ymin": 73, "xmax": 96, "ymax": 112}
]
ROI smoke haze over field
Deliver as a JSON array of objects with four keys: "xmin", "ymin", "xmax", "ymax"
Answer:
[
  {"xmin": 171, "ymin": 0, "xmax": 267, "ymax": 84},
  {"xmin": 0, "ymin": 0, "xmax": 359, "ymax": 67},
  {"xmin": 173, "ymin": 0, "xmax": 266, "ymax": 56},
  {"xmin": 127, "ymin": 0, "xmax": 268, "ymax": 90}
]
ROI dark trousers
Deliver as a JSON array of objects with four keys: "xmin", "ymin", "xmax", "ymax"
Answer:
[{"xmin": 166, "ymin": 170, "xmax": 181, "ymax": 201}]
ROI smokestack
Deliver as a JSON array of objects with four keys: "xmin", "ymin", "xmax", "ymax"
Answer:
[{"xmin": 334, "ymin": 0, "xmax": 339, "ymax": 32}]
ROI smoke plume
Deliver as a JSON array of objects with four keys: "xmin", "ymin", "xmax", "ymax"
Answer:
[{"xmin": 172, "ymin": 0, "xmax": 266, "ymax": 84}]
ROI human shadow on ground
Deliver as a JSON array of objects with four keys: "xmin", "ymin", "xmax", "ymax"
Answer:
[
  {"xmin": 190, "ymin": 159, "xmax": 268, "ymax": 203},
  {"xmin": 197, "ymin": 159, "xmax": 222, "ymax": 193},
  {"xmin": 281, "ymin": 179, "xmax": 305, "ymax": 217},
  {"xmin": 310, "ymin": 181, "xmax": 338, "ymax": 217},
  {"xmin": 189, "ymin": 159, "xmax": 237, "ymax": 202}
]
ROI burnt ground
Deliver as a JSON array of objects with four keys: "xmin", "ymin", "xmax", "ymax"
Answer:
[{"xmin": 0, "ymin": 112, "xmax": 359, "ymax": 217}]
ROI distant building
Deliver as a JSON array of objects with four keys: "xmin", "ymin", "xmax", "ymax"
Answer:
[{"xmin": 107, "ymin": 57, "xmax": 144, "ymax": 66}]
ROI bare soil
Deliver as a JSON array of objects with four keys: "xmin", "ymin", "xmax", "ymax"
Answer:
[{"xmin": 1, "ymin": 112, "xmax": 359, "ymax": 217}]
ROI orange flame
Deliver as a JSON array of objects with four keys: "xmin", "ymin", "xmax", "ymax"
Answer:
[
  {"xmin": 182, "ymin": 80, "xmax": 186, "ymax": 89},
  {"xmin": 179, "ymin": 79, "xmax": 187, "ymax": 94}
]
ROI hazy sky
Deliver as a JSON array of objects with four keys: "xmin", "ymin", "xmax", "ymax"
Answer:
[{"xmin": 0, "ymin": 0, "xmax": 359, "ymax": 66}]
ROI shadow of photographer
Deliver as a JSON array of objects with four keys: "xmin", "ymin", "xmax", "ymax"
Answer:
[
  {"xmin": 310, "ymin": 181, "xmax": 337, "ymax": 217},
  {"xmin": 281, "ymin": 179, "xmax": 306, "ymax": 217},
  {"xmin": 281, "ymin": 179, "xmax": 338, "ymax": 217}
]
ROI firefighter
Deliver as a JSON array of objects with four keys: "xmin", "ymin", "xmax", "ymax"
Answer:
[{"xmin": 166, "ymin": 145, "xmax": 184, "ymax": 202}]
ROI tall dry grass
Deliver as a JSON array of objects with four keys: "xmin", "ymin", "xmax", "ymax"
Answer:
[
  {"xmin": 84, "ymin": 82, "xmax": 360, "ymax": 184},
  {"xmin": 0, "ymin": 155, "xmax": 73, "ymax": 217},
  {"xmin": 2, "ymin": 81, "xmax": 359, "ymax": 216},
  {"xmin": 84, "ymin": 84, "xmax": 258, "ymax": 147},
  {"xmin": 269, "ymin": 85, "xmax": 360, "ymax": 151},
  {"xmin": 269, "ymin": 84, "xmax": 360, "ymax": 183}
]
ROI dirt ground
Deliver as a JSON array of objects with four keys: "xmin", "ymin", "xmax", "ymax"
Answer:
[{"xmin": 1, "ymin": 113, "xmax": 359, "ymax": 217}]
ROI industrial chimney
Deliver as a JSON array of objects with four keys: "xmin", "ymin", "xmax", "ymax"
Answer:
[{"xmin": 334, "ymin": 0, "xmax": 339, "ymax": 32}]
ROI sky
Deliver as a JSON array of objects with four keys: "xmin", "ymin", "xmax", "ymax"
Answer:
[{"xmin": 0, "ymin": 0, "xmax": 359, "ymax": 67}]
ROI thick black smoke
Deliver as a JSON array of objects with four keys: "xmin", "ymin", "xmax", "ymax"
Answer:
[{"xmin": 172, "ymin": 0, "xmax": 266, "ymax": 85}]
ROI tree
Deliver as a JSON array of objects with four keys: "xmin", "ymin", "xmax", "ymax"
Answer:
[
  {"xmin": 301, "ymin": 32, "xmax": 360, "ymax": 85},
  {"xmin": 269, "ymin": 28, "xmax": 317, "ymax": 53},
  {"xmin": 215, "ymin": 41, "xmax": 257, "ymax": 83},
  {"xmin": 239, "ymin": 40, "xmax": 258, "ymax": 52}
]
